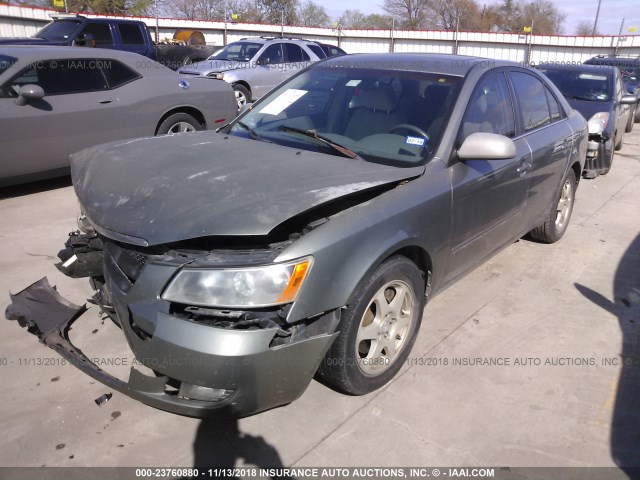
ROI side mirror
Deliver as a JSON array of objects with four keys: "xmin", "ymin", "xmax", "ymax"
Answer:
[
  {"xmin": 458, "ymin": 132, "xmax": 516, "ymax": 160},
  {"xmin": 15, "ymin": 84, "xmax": 45, "ymax": 106},
  {"xmin": 73, "ymin": 33, "xmax": 96, "ymax": 47},
  {"xmin": 620, "ymin": 94, "xmax": 637, "ymax": 105}
]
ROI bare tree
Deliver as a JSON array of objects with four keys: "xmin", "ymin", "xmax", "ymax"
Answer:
[
  {"xmin": 426, "ymin": 0, "xmax": 483, "ymax": 31},
  {"xmin": 382, "ymin": 0, "xmax": 430, "ymax": 29},
  {"xmin": 575, "ymin": 19, "xmax": 599, "ymax": 36},
  {"xmin": 298, "ymin": 1, "xmax": 330, "ymax": 27}
]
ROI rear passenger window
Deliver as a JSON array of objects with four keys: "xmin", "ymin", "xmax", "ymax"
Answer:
[
  {"xmin": 460, "ymin": 72, "xmax": 515, "ymax": 141},
  {"xmin": 101, "ymin": 60, "xmax": 141, "ymax": 88},
  {"xmin": 307, "ymin": 44, "xmax": 326, "ymax": 59},
  {"xmin": 511, "ymin": 72, "xmax": 551, "ymax": 132},
  {"xmin": 117, "ymin": 23, "xmax": 144, "ymax": 45},
  {"xmin": 545, "ymin": 87, "xmax": 562, "ymax": 121},
  {"xmin": 78, "ymin": 23, "xmax": 113, "ymax": 46},
  {"xmin": 285, "ymin": 43, "xmax": 310, "ymax": 63}
]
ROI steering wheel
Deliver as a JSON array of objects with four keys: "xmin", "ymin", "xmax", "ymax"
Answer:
[{"xmin": 389, "ymin": 124, "xmax": 429, "ymax": 139}]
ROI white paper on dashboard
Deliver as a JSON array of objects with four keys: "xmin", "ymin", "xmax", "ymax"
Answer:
[{"xmin": 259, "ymin": 89, "xmax": 308, "ymax": 115}]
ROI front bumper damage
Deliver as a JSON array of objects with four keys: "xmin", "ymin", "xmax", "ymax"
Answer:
[{"xmin": 5, "ymin": 235, "xmax": 340, "ymax": 418}]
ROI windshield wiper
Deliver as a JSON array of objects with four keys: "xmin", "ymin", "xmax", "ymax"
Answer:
[
  {"xmin": 233, "ymin": 121, "xmax": 272, "ymax": 142},
  {"xmin": 279, "ymin": 126, "xmax": 359, "ymax": 159},
  {"xmin": 565, "ymin": 94, "xmax": 602, "ymax": 102}
]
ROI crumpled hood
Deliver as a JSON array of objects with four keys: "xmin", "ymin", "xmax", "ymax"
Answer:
[{"xmin": 71, "ymin": 133, "xmax": 424, "ymax": 246}]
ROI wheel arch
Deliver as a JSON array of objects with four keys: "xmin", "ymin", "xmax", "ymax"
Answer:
[
  {"xmin": 232, "ymin": 81, "xmax": 252, "ymax": 95},
  {"xmin": 155, "ymin": 107, "xmax": 207, "ymax": 135}
]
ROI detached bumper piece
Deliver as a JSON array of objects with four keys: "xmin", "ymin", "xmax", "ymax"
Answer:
[{"xmin": 6, "ymin": 277, "xmax": 337, "ymax": 418}]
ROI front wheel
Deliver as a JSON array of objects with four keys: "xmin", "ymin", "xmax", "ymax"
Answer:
[
  {"xmin": 318, "ymin": 256, "xmax": 425, "ymax": 395},
  {"xmin": 233, "ymin": 84, "xmax": 251, "ymax": 109},
  {"xmin": 156, "ymin": 112, "xmax": 203, "ymax": 135},
  {"xmin": 529, "ymin": 169, "xmax": 577, "ymax": 243}
]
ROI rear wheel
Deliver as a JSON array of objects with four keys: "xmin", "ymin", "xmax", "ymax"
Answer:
[
  {"xmin": 529, "ymin": 169, "xmax": 576, "ymax": 243},
  {"xmin": 318, "ymin": 256, "xmax": 424, "ymax": 395},
  {"xmin": 156, "ymin": 113, "xmax": 202, "ymax": 135}
]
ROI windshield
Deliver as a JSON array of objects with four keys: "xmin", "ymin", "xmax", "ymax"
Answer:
[
  {"xmin": 540, "ymin": 68, "xmax": 613, "ymax": 102},
  {"xmin": 35, "ymin": 19, "xmax": 82, "ymax": 41},
  {"xmin": 210, "ymin": 42, "xmax": 263, "ymax": 62},
  {"xmin": 228, "ymin": 66, "xmax": 460, "ymax": 167}
]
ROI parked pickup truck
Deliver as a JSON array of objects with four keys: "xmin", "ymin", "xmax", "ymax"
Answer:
[{"xmin": 0, "ymin": 14, "xmax": 217, "ymax": 70}]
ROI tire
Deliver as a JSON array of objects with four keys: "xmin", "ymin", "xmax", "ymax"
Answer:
[
  {"xmin": 156, "ymin": 112, "xmax": 202, "ymax": 135},
  {"xmin": 626, "ymin": 106, "xmax": 636, "ymax": 132},
  {"xmin": 529, "ymin": 169, "xmax": 577, "ymax": 243},
  {"xmin": 318, "ymin": 256, "xmax": 425, "ymax": 395},
  {"xmin": 601, "ymin": 138, "xmax": 615, "ymax": 175},
  {"xmin": 233, "ymin": 84, "xmax": 251, "ymax": 109},
  {"xmin": 635, "ymin": 103, "xmax": 640, "ymax": 123},
  {"xmin": 614, "ymin": 130, "xmax": 623, "ymax": 151}
]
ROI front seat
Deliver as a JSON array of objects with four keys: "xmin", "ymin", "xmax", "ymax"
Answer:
[{"xmin": 344, "ymin": 85, "xmax": 406, "ymax": 140}]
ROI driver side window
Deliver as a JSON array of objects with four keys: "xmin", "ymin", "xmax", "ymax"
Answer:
[{"xmin": 460, "ymin": 72, "xmax": 515, "ymax": 142}]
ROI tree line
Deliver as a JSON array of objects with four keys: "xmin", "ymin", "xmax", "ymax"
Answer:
[{"xmin": 23, "ymin": 0, "xmax": 573, "ymax": 35}]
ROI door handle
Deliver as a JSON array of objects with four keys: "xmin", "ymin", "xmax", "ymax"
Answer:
[
  {"xmin": 516, "ymin": 157, "xmax": 531, "ymax": 175},
  {"xmin": 99, "ymin": 99, "xmax": 113, "ymax": 104}
]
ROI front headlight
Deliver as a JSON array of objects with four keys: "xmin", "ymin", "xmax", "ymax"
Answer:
[
  {"xmin": 587, "ymin": 112, "xmax": 609, "ymax": 135},
  {"xmin": 207, "ymin": 72, "xmax": 224, "ymax": 80},
  {"xmin": 161, "ymin": 257, "xmax": 313, "ymax": 308}
]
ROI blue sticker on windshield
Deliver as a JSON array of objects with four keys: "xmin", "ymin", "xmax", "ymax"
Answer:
[{"xmin": 405, "ymin": 136, "xmax": 426, "ymax": 146}]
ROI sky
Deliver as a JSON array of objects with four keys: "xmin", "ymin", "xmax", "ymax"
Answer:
[{"xmin": 319, "ymin": 0, "xmax": 639, "ymax": 36}]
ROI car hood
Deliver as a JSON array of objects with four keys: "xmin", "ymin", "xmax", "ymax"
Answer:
[
  {"xmin": 71, "ymin": 133, "xmax": 424, "ymax": 246},
  {"xmin": 565, "ymin": 98, "xmax": 614, "ymax": 128},
  {"xmin": 0, "ymin": 37, "xmax": 59, "ymax": 45},
  {"xmin": 179, "ymin": 59, "xmax": 251, "ymax": 74}
]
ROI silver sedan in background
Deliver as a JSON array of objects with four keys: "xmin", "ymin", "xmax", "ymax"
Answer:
[{"xmin": 0, "ymin": 46, "xmax": 238, "ymax": 187}]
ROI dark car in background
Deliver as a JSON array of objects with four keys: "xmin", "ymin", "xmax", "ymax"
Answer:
[
  {"xmin": 585, "ymin": 55, "xmax": 640, "ymax": 126},
  {"xmin": 8, "ymin": 54, "xmax": 587, "ymax": 417},
  {"xmin": 537, "ymin": 63, "xmax": 636, "ymax": 177},
  {"xmin": 0, "ymin": 46, "xmax": 237, "ymax": 187}
]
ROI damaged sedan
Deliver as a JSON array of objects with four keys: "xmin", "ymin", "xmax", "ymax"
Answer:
[{"xmin": 6, "ymin": 54, "xmax": 588, "ymax": 417}]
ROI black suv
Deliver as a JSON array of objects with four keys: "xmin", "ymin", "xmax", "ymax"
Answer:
[{"xmin": 585, "ymin": 55, "xmax": 640, "ymax": 129}]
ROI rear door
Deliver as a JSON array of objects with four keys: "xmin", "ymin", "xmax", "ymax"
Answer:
[
  {"xmin": 252, "ymin": 43, "xmax": 287, "ymax": 98},
  {"xmin": 447, "ymin": 70, "xmax": 532, "ymax": 280},
  {"xmin": 509, "ymin": 70, "xmax": 573, "ymax": 228}
]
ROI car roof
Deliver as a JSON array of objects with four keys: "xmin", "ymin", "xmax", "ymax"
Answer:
[
  {"xmin": 319, "ymin": 53, "xmax": 516, "ymax": 77},
  {"xmin": 0, "ymin": 45, "xmax": 147, "ymax": 63},
  {"xmin": 537, "ymin": 63, "xmax": 616, "ymax": 75},
  {"xmin": 586, "ymin": 56, "xmax": 640, "ymax": 66},
  {"xmin": 0, "ymin": 46, "xmax": 168, "ymax": 78}
]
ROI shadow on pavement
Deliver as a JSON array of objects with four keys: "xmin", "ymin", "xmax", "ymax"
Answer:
[
  {"xmin": 186, "ymin": 418, "xmax": 290, "ymax": 479},
  {"xmin": 575, "ymin": 233, "xmax": 640, "ymax": 476},
  {"xmin": 0, "ymin": 175, "xmax": 72, "ymax": 200}
]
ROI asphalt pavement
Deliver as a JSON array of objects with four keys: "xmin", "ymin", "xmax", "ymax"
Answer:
[{"xmin": 0, "ymin": 129, "xmax": 638, "ymax": 474}]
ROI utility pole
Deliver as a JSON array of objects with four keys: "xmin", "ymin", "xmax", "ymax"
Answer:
[
  {"xmin": 390, "ymin": 17, "xmax": 395, "ymax": 53},
  {"xmin": 592, "ymin": 0, "xmax": 602, "ymax": 35},
  {"xmin": 154, "ymin": 0, "xmax": 159, "ymax": 43},
  {"xmin": 614, "ymin": 18, "xmax": 625, "ymax": 56},
  {"xmin": 223, "ymin": 0, "xmax": 228, "ymax": 46},
  {"xmin": 453, "ymin": 12, "xmax": 460, "ymax": 55}
]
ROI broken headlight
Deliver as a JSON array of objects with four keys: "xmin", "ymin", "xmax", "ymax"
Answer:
[{"xmin": 161, "ymin": 257, "xmax": 313, "ymax": 308}]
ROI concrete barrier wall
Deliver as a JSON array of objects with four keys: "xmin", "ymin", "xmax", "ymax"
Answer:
[{"xmin": 2, "ymin": 2, "xmax": 639, "ymax": 63}]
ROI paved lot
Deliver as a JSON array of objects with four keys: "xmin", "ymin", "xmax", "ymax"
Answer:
[{"xmin": 0, "ymin": 130, "xmax": 639, "ymax": 473}]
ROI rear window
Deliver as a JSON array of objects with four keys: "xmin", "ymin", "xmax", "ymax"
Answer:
[{"xmin": 101, "ymin": 60, "xmax": 141, "ymax": 88}]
